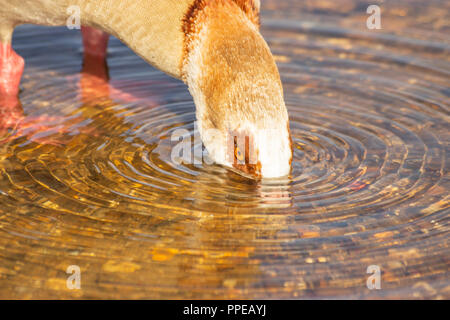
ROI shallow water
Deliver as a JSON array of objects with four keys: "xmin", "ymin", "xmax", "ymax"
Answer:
[{"xmin": 0, "ymin": 0, "xmax": 448, "ymax": 298}]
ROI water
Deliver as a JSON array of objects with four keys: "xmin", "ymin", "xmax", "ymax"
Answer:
[{"xmin": 0, "ymin": 0, "xmax": 448, "ymax": 298}]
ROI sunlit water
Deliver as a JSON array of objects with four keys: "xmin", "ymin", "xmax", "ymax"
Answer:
[{"xmin": 0, "ymin": 0, "xmax": 448, "ymax": 298}]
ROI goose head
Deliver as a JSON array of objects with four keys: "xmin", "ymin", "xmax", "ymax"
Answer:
[{"xmin": 182, "ymin": 0, "xmax": 292, "ymax": 178}]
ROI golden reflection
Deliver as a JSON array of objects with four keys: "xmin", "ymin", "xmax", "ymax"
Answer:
[{"xmin": 0, "ymin": 0, "xmax": 448, "ymax": 299}]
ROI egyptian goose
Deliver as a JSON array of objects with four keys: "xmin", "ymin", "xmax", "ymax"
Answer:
[{"xmin": 0, "ymin": 0, "xmax": 292, "ymax": 178}]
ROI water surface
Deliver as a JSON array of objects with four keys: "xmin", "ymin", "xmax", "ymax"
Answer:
[{"xmin": 0, "ymin": 0, "xmax": 449, "ymax": 298}]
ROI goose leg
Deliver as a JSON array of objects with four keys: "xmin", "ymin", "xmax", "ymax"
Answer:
[
  {"xmin": 81, "ymin": 26, "xmax": 109, "ymax": 79},
  {"xmin": 0, "ymin": 24, "xmax": 24, "ymax": 100}
]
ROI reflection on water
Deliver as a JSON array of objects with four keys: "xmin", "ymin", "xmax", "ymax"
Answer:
[{"xmin": 0, "ymin": 0, "xmax": 449, "ymax": 298}]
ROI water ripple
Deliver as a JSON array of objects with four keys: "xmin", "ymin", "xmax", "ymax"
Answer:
[{"xmin": 0, "ymin": 0, "xmax": 448, "ymax": 299}]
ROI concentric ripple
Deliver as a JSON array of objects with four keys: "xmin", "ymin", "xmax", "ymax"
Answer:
[{"xmin": 0, "ymin": 0, "xmax": 448, "ymax": 299}]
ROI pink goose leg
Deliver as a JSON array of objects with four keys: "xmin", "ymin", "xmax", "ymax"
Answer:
[
  {"xmin": 81, "ymin": 26, "xmax": 109, "ymax": 60},
  {"xmin": 0, "ymin": 42, "xmax": 24, "ymax": 99},
  {"xmin": 81, "ymin": 26, "xmax": 110, "ymax": 80}
]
